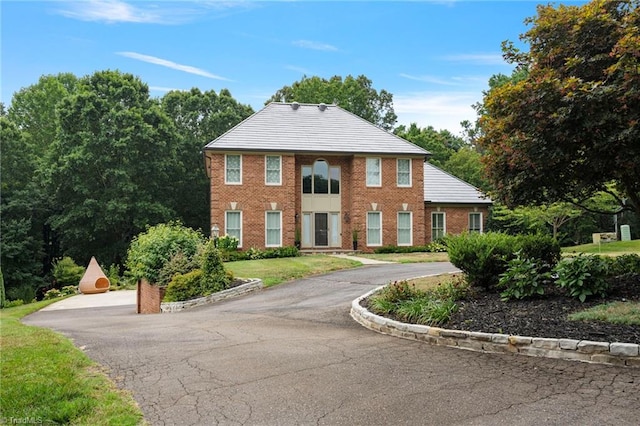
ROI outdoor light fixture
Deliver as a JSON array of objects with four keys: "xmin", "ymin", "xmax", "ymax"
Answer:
[{"xmin": 211, "ymin": 224, "xmax": 220, "ymax": 248}]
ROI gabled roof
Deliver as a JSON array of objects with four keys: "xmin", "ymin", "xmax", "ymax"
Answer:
[
  {"xmin": 424, "ymin": 162, "xmax": 492, "ymax": 205},
  {"xmin": 204, "ymin": 102, "xmax": 429, "ymax": 156}
]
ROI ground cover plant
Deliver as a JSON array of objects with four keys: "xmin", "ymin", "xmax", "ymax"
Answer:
[{"xmin": 0, "ymin": 300, "xmax": 144, "ymax": 425}]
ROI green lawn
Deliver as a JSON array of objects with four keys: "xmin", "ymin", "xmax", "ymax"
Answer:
[
  {"xmin": 355, "ymin": 252, "xmax": 449, "ymax": 263},
  {"xmin": 225, "ymin": 254, "xmax": 361, "ymax": 286},
  {"xmin": 0, "ymin": 300, "xmax": 145, "ymax": 425},
  {"xmin": 562, "ymin": 239, "xmax": 640, "ymax": 256}
]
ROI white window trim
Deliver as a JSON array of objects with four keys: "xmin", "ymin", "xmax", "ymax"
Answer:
[
  {"xmin": 431, "ymin": 212, "xmax": 446, "ymax": 241},
  {"xmin": 397, "ymin": 158, "xmax": 412, "ymax": 188},
  {"xmin": 366, "ymin": 157, "xmax": 382, "ymax": 187},
  {"xmin": 225, "ymin": 154, "xmax": 242, "ymax": 185},
  {"xmin": 225, "ymin": 210, "xmax": 243, "ymax": 248},
  {"xmin": 366, "ymin": 211, "xmax": 382, "ymax": 247},
  {"xmin": 265, "ymin": 211, "xmax": 282, "ymax": 248},
  {"xmin": 397, "ymin": 211, "xmax": 413, "ymax": 246},
  {"xmin": 469, "ymin": 212, "xmax": 483, "ymax": 233},
  {"xmin": 265, "ymin": 155, "xmax": 282, "ymax": 186}
]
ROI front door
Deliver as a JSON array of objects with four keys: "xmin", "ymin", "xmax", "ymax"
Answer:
[{"xmin": 314, "ymin": 213, "xmax": 328, "ymax": 246}]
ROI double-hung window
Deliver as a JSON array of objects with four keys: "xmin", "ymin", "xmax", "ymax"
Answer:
[
  {"xmin": 265, "ymin": 155, "xmax": 281, "ymax": 185},
  {"xmin": 225, "ymin": 211, "xmax": 242, "ymax": 247},
  {"xmin": 367, "ymin": 211, "xmax": 382, "ymax": 246},
  {"xmin": 469, "ymin": 212, "xmax": 483, "ymax": 233},
  {"xmin": 265, "ymin": 211, "xmax": 282, "ymax": 247},
  {"xmin": 432, "ymin": 212, "xmax": 445, "ymax": 241},
  {"xmin": 397, "ymin": 159, "xmax": 411, "ymax": 187},
  {"xmin": 366, "ymin": 158, "xmax": 381, "ymax": 187},
  {"xmin": 225, "ymin": 154, "xmax": 242, "ymax": 184},
  {"xmin": 397, "ymin": 212, "xmax": 412, "ymax": 246}
]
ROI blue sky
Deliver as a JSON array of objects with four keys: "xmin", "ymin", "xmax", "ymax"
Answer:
[{"xmin": 1, "ymin": 1, "xmax": 583, "ymax": 135}]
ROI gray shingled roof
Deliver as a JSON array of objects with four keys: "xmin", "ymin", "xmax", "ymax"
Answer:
[
  {"xmin": 204, "ymin": 102, "xmax": 429, "ymax": 156},
  {"xmin": 424, "ymin": 162, "xmax": 492, "ymax": 204}
]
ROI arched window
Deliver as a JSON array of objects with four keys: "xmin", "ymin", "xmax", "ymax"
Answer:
[{"xmin": 302, "ymin": 160, "xmax": 340, "ymax": 194}]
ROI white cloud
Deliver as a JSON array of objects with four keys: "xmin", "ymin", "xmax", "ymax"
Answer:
[
  {"xmin": 399, "ymin": 73, "xmax": 461, "ymax": 86},
  {"xmin": 292, "ymin": 40, "xmax": 339, "ymax": 52},
  {"xmin": 442, "ymin": 53, "xmax": 508, "ymax": 66},
  {"xmin": 285, "ymin": 65, "xmax": 313, "ymax": 75},
  {"xmin": 117, "ymin": 52, "xmax": 231, "ymax": 81},
  {"xmin": 149, "ymin": 86, "xmax": 184, "ymax": 93},
  {"xmin": 57, "ymin": 0, "xmax": 178, "ymax": 24},
  {"xmin": 393, "ymin": 91, "xmax": 481, "ymax": 135}
]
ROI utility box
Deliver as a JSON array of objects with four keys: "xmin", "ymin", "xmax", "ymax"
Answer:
[{"xmin": 620, "ymin": 225, "xmax": 632, "ymax": 241}]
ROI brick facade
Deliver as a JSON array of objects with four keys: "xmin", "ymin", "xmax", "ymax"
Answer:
[
  {"xmin": 425, "ymin": 205, "xmax": 490, "ymax": 242},
  {"xmin": 137, "ymin": 279, "xmax": 166, "ymax": 314}
]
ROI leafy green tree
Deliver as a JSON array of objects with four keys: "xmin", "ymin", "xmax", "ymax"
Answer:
[
  {"xmin": 161, "ymin": 88, "xmax": 253, "ymax": 232},
  {"xmin": 47, "ymin": 70, "xmax": 181, "ymax": 266},
  {"xmin": 443, "ymin": 148, "xmax": 489, "ymax": 191},
  {"xmin": 0, "ymin": 116, "xmax": 45, "ymax": 299},
  {"xmin": 267, "ymin": 75, "xmax": 397, "ymax": 131},
  {"xmin": 489, "ymin": 202, "xmax": 583, "ymax": 240},
  {"xmin": 395, "ymin": 124, "xmax": 466, "ymax": 167},
  {"xmin": 478, "ymin": 0, "xmax": 640, "ymax": 215}
]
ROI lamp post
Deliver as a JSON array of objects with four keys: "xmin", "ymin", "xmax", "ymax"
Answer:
[{"xmin": 211, "ymin": 224, "xmax": 220, "ymax": 248}]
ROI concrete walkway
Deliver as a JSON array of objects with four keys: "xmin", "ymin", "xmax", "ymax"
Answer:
[
  {"xmin": 40, "ymin": 290, "xmax": 136, "ymax": 311},
  {"xmin": 329, "ymin": 253, "xmax": 395, "ymax": 264},
  {"xmin": 24, "ymin": 263, "xmax": 640, "ymax": 426}
]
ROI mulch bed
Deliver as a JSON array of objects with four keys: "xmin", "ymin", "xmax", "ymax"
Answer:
[{"xmin": 364, "ymin": 274, "xmax": 640, "ymax": 345}]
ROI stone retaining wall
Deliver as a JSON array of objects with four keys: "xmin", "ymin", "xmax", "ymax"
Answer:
[
  {"xmin": 161, "ymin": 279, "xmax": 263, "ymax": 313},
  {"xmin": 351, "ymin": 286, "xmax": 640, "ymax": 368}
]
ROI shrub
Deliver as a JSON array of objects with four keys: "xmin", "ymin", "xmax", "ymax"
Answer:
[
  {"xmin": 429, "ymin": 275, "xmax": 469, "ymax": 301},
  {"xmin": 516, "ymin": 234, "xmax": 561, "ymax": 270},
  {"xmin": 4, "ymin": 299, "xmax": 24, "ymax": 308},
  {"xmin": 163, "ymin": 270, "xmax": 204, "ymax": 302},
  {"xmin": 0, "ymin": 267, "xmax": 5, "ymax": 308},
  {"xmin": 157, "ymin": 252, "xmax": 199, "ymax": 287},
  {"xmin": 373, "ymin": 242, "xmax": 447, "ymax": 254},
  {"xmin": 446, "ymin": 232, "xmax": 516, "ymax": 291},
  {"xmin": 395, "ymin": 297, "xmax": 457, "ymax": 326},
  {"xmin": 498, "ymin": 251, "xmax": 551, "ymax": 301},
  {"xmin": 200, "ymin": 240, "xmax": 231, "ymax": 294},
  {"xmin": 554, "ymin": 255, "xmax": 610, "ymax": 302},
  {"xmin": 126, "ymin": 222, "xmax": 204, "ymax": 284},
  {"xmin": 52, "ymin": 257, "xmax": 85, "ymax": 287},
  {"xmin": 216, "ymin": 235, "xmax": 239, "ymax": 251},
  {"xmin": 44, "ymin": 289, "xmax": 63, "ymax": 300},
  {"xmin": 60, "ymin": 286, "xmax": 77, "ymax": 296},
  {"xmin": 605, "ymin": 254, "xmax": 640, "ymax": 276}
]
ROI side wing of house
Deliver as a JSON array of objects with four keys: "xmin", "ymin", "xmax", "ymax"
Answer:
[{"xmin": 423, "ymin": 162, "xmax": 492, "ymax": 242}]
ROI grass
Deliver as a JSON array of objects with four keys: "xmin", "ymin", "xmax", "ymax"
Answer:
[
  {"xmin": 355, "ymin": 252, "xmax": 449, "ymax": 263},
  {"xmin": 0, "ymin": 300, "xmax": 145, "ymax": 425},
  {"xmin": 225, "ymin": 254, "xmax": 361, "ymax": 286},
  {"xmin": 569, "ymin": 301, "xmax": 640, "ymax": 325},
  {"xmin": 562, "ymin": 239, "xmax": 640, "ymax": 256},
  {"xmin": 407, "ymin": 273, "xmax": 462, "ymax": 292}
]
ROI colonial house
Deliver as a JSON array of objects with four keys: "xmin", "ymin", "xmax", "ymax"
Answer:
[{"xmin": 203, "ymin": 102, "xmax": 490, "ymax": 251}]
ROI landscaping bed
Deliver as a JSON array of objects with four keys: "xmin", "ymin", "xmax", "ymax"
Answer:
[{"xmin": 439, "ymin": 274, "xmax": 640, "ymax": 345}]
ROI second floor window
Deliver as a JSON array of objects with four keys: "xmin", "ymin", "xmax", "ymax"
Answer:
[
  {"xmin": 302, "ymin": 160, "xmax": 340, "ymax": 194},
  {"xmin": 265, "ymin": 155, "xmax": 281, "ymax": 185},
  {"xmin": 397, "ymin": 159, "xmax": 411, "ymax": 187},
  {"xmin": 225, "ymin": 154, "xmax": 241, "ymax": 184},
  {"xmin": 366, "ymin": 158, "xmax": 381, "ymax": 187}
]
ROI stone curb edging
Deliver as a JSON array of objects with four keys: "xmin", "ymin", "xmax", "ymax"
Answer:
[
  {"xmin": 161, "ymin": 279, "xmax": 263, "ymax": 313},
  {"xmin": 350, "ymin": 285, "xmax": 640, "ymax": 368}
]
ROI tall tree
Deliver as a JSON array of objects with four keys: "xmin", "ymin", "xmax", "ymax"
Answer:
[
  {"xmin": 478, "ymin": 0, "xmax": 640, "ymax": 214},
  {"xmin": 267, "ymin": 75, "xmax": 397, "ymax": 131},
  {"xmin": 161, "ymin": 88, "xmax": 253, "ymax": 232},
  {"xmin": 46, "ymin": 70, "xmax": 180, "ymax": 266},
  {"xmin": 395, "ymin": 123, "xmax": 466, "ymax": 168},
  {"xmin": 443, "ymin": 148, "xmax": 490, "ymax": 192}
]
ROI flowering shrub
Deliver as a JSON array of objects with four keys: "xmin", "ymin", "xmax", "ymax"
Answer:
[{"xmin": 216, "ymin": 235, "xmax": 239, "ymax": 251}]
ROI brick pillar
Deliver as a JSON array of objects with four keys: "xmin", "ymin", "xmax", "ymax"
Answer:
[{"xmin": 136, "ymin": 279, "xmax": 166, "ymax": 314}]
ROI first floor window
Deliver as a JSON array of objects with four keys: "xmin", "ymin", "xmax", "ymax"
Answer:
[
  {"xmin": 469, "ymin": 212, "xmax": 482, "ymax": 233},
  {"xmin": 367, "ymin": 211, "xmax": 382, "ymax": 246},
  {"xmin": 432, "ymin": 212, "xmax": 445, "ymax": 241},
  {"xmin": 397, "ymin": 212, "xmax": 412, "ymax": 246},
  {"xmin": 225, "ymin": 211, "xmax": 242, "ymax": 247},
  {"xmin": 266, "ymin": 211, "xmax": 282, "ymax": 247},
  {"xmin": 225, "ymin": 154, "xmax": 241, "ymax": 184}
]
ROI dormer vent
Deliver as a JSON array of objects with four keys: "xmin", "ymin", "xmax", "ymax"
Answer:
[
  {"xmin": 318, "ymin": 103, "xmax": 327, "ymax": 111},
  {"xmin": 291, "ymin": 102, "xmax": 300, "ymax": 110}
]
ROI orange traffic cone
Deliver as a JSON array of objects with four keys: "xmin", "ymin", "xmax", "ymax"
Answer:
[{"xmin": 78, "ymin": 256, "xmax": 110, "ymax": 294}]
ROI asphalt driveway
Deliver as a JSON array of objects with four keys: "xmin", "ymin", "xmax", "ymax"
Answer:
[{"xmin": 25, "ymin": 263, "xmax": 640, "ymax": 425}]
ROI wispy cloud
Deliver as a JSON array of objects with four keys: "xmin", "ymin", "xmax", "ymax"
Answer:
[
  {"xmin": 285, "ymin": 65, "xmax": 313, "ymax": 75},
  {"xmin": 57, "ymin": 0, "xmax": 179, "ymax": 24},
  {"xmin": 441, "ymin": 53, "xmax": 507, "ymax": 66},
  {"xmin": 394, "ymin": 91, "xmax": 480, "ymax": 134},
  {"xmin": 149, "ymin": 86, "xmax": 184, "ymax": 93},
  {"xmin": 292, "ymin": 40, "xmax": 339, "ymax": 52},
  {"xmin": 117, "ymin": 52, "xmax": 232, "ymax": 81},
  {"xmin": 399, "ymin": 73, "xmax": 460, "ymax": 86}
]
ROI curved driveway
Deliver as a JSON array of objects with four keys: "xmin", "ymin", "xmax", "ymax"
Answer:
[{"xmin": 25, "ymin": 263, "xmax": 640, "ymax": 425}]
